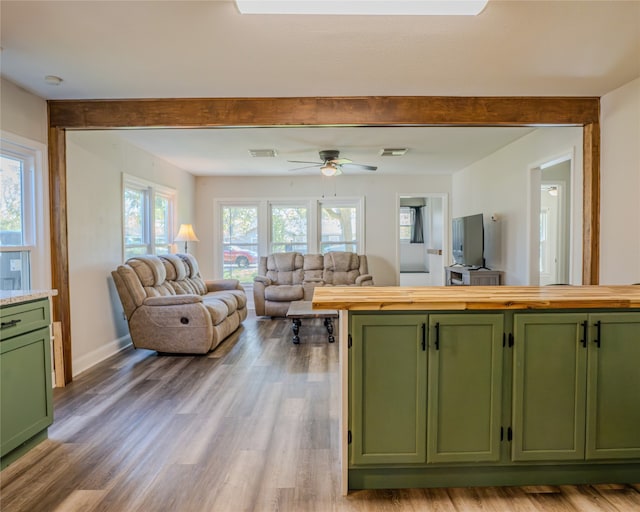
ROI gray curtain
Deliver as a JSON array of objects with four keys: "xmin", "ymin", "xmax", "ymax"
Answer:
[{"xmin": 410, "ymin": 206, "xmax": 424, "ymax": 244}]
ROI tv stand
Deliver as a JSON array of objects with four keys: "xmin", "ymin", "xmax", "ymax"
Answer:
[{"xmin": 445, "ymin": 266, "xmax": 503, "ymax": 286}]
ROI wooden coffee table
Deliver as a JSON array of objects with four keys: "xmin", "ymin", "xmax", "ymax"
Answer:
[{"xmin": 285, "ymin": 300, "xmax": 339, "ymax": 344}]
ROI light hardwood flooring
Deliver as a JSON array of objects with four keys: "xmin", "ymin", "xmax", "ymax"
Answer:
[{"xmin": 1, "ymin": 311, "xmax": 639, "ymax": 511}]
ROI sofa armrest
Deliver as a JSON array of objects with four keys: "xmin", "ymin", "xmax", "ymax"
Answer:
[
  {"xmin": 205, "ymin": 279, "xmax": 242, "ymax": 292},
  {"xmin": 254, "ymin": 275, "xmax": 272, "ymax": 286},
  {"xmin": 355, "ymin": 274, "xmax": 374, "ymax": 285},
  {"xmin": 143, "ymin": 295, "xmax": 203, "ymax": 306}
]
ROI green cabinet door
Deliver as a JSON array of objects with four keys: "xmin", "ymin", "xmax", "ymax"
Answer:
[
  {"xmin": 586, "ymin": 312, "xmax": 640, "ymax": 459},
  {"xmin": 426, "ymin": 314, "xmax": 503, "ymax": 463},
  {"xmin": 350, "ymin": 314, "xmax": 427, "ymax": 465},
  {"xmin": 1, "ymin": 326, "xmax": 54, "ymax": 458},
  {"xmin": 512, "ymin": 313, "xmax": 587, "ymax": 461}
]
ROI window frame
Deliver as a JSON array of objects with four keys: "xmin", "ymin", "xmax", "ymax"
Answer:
[
  {"xmin": 0, "ymin": 132, "xmax": 50, "ymax": 289},
  {"xmin": 399, "ymin": 206, "xmax": 413, "ymax": 244},
  {"xmin": 214, "ymin": 196, "xmax": 365, "ymax": 279},
  {"xmin": 268, "ymin": 201, "xmax": 311, "ymax": 254},
  {"xmin": 122, "ymin": 174, "xmax": 176, "ymax": 259},
  {"xmin": 318, "ymin": 197, "xmax": 364, "ymax": 254}
]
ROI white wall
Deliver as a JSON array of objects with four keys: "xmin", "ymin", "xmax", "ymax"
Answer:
[
  {"xmin": 0, "ymin": 78, "xmax": 48, "ymax": 144},
  {"xmin": 600, "ymin": 77, "xmax": 640, "ymax": 284},
  {"xmin": 451, "ymin": 127, "xmax": 583, "ymax": 285},
  {"xmin": 194, "ymin": 174, "xmax": 452, "ymax": 286},
  {"xmin": 66, "ymin": 131, "xmax": 196, "ymax": 376}
]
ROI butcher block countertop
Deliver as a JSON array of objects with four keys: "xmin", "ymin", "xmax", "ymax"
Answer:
[{"xmin": 312, "ymin": 285, "xmax": 640, "ymax": 311}]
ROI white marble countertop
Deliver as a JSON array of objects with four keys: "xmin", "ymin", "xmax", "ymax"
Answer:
[{"xmin": 0, "ymin": 289, "xmax": 58, "ymax": 307}]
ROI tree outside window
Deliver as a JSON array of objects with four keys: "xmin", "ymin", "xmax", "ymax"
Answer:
[
  {"xmin": 122, "ymin": 176, "xmax": 175, "ymax": 259},
  {"xmin": 0, "ymin": 153, "xmax": 31, "ymax": 290},
  {"xmin": 271, "ymin": 205, "xmax": 308, "ymax": 253},
  {"xmin": 320, "ymin": 205, "xmax": 357, "ymax": 253},
  {"xmin": 222, "ymin": 205, "xmax": 258, "ymax": 284}
]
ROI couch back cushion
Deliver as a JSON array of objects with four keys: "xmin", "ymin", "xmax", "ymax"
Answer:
[
  {"xmin": 303, "ymin": 253, "xmax": 324, "ymax": 282},
  {"xmin": 160, "ymin": 254, "xmax": 207, "ymax": 295},
  {"xmin": 127, "ymin": 256, "xmax": 176, "ymax": 297},
  {"xmin": 323, "ymin": 252, "xmax": 364, "ymax": 285},
  {"xmin": 265, "ymin": 252, "xmax": 304, "ymax": 285}
]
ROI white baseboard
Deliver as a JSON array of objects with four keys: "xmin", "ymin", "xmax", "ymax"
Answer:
[{"xmin": 72, "ymin": 335, "xmax": 132, "ymax": 379}]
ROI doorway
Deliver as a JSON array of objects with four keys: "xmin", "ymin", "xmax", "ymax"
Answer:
[
  {"xmin": 530, "ymin": 157, "xmax": 573, "ymax": 285},
  {"xmin": 398, "ymin": 193, "xmax": 447, "ymax": 286}
]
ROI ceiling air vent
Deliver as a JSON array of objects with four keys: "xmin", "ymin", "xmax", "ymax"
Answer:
[
  {"xmin": 249, "ymin": 149, "xmax": 277, "ymax": 158},
  {"xmin": 380, "ymin": 148, "xmax": 408, "ymax": 156}
]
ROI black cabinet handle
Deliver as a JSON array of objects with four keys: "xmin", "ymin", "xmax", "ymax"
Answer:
[
  {"xmin": 1, "ymin": 319, "xmax": 21, "ymax": 329},
  {"xmin": 581, "ymin": 320, "xmax": 588, "ymax": 348},
  {"xmin": 594, "ymin": 320, "xmax": 601, "ymax": 348},
  {"xmin": 435, "ymin": 322, "xmax": 440, "ymax": 350},
  {"xmin": 421, "ymin": 323, "xmax": 426, "ymax": 351}
]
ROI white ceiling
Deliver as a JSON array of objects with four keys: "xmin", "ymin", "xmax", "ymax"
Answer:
[
  {"xmin": 111, "ymin": 125, "xmax": 537, "ymax": 176},
  {"xmin": 1, "ymin": 0, "xmax": 638, "ymax": 176}
]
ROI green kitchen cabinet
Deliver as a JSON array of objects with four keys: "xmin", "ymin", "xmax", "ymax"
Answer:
[
  {"xmin": 1, "ymin": 298, "xmax": 53, "ymax": 468},
  {"xmin": 586, "ymin": 312, "xmax": 640, "ymax": 460},
  {"xmin": 512, "ymin": 313, "xmax": 588, "ymax": 461},
  {"xmin": 350, "ymin": 314, "xmax": 427, "ymax": 465},
  {"xmin": 512, "ymin": 312, "xmax": 640, "ymax": 462},
  {"xmin": 426, "ymin": 314, "xmax": 503, "ymax": 463}
]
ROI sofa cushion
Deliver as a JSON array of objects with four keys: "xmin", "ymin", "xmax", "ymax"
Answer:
[
  {"xmin": 265, "ymin": 252, "xmax": 304, "ymax": 285},
  {"xmin": 126, "ymin": 256, "xmax": 177, "ymax": 297},
  {"xmin": 303, "ymin": 253, "xmax": 324, "ymax": 282},
  {"xmin": 128, "ymin": 256, "xmax": 167, "ymax": 287},
  {"xmin": 264, "ymin": 284, "xmax": 304, "ymax": 302},
  {"xmin": 323, "ymin": 252, "xmax": 360, "ymax": 285},
  {"xmin": 161, "ymin": 254, "xmax": 188, "ymax": 281},
  {"xmin": 176, "ymin": 253, "xmax": 208, "ymax": 294},
  {"xmin": 223, "ymin": 289, "xmax": 248, "ymax": 309},
  {"xmin": 203, "ymin": 299, "xmax": 229, "ymax": 325}
]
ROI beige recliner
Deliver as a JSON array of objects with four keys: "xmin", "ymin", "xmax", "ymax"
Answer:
[
  {"xmin": 112, "ymin": 253, "xmax": 247, "ymax": 354},
  {"xmin": 253, "ymin": 251, "xmax": 373, "ymax": 317}
]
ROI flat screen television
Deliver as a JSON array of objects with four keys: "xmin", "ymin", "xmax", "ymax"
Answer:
[{"xmin": 452, "ymin": 213, "xmax": 485, "ymax": 267}]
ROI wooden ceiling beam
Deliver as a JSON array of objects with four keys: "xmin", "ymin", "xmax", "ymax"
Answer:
[{"xmin": 48, "ymin": 96, "xmax": 600, "ymax": 129}]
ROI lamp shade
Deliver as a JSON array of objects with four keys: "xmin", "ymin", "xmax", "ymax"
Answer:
[
  {"xmin": 174, "ymin": 224, "xmax": 200, "ymax": 243},
  {"xmin": 174, "ymin": 224, "xmax": 199, "ymax": 253}
]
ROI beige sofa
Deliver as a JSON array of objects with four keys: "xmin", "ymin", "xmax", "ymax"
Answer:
[
  {"xmin": 112, "ymin": 253, "xmax": 247, "ymax": 354},
  {"xmin": 253, "ymin": 251, "xmax": 373, "ymax": 317}
]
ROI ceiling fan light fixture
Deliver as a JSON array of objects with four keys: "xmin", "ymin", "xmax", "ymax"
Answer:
[
  {"xmin": 321, "ymin": 163, "xmax": 338, "ymax": 176},
  {"xmin": 235, "ymin": 1, "xmax": 489, "ymax": 15}
]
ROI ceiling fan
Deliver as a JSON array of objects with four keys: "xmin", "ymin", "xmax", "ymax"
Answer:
[{"xmin": 288, "ymin": 149, "xmax": 377, "ymax": 176}]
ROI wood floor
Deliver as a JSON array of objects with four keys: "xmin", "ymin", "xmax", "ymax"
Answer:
[{"xmin": 1, "ymin": 311, "xmax": 639, "ymax": 512}]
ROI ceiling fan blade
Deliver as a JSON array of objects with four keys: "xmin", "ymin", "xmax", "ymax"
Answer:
[
  {"xmin": 340, "ymin": 163, "xmax": 378, "ymax": 171},
  {"xmin": 329, "ymin": 158, "xmax": 352, "ymax": 165},
  {"xmin": 288, "ymin": 164, "xmax": 322, "ymax": 172},
  {"xmin": 287, "ymin": 160, "xmax": 323, "ymax": 165}
]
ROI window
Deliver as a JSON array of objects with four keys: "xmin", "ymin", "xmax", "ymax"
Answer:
[
  {"xmin": 399, "ymin": 207, "xmax": 412, "ymax": 243},
  {"xmin": 0, "ymin": 136, "xmax": 45, "ymax": 291},
  {"xmin": 222, "ymin": 205, "xmax": 259, "ymax": 285},
  {"xmin": 216, "ymin": 197, "xmax": 364, "ymax": 281},
  {"xmin": 319, "ymin": 201, "xmax": 360, "ymax": 254},
  {"xmin": 122, "ymin": 175, "xmax": 175, "ymax": 259},
  {"xmin": 154, "ymin": 192, "xmax": 173, "ymax": 254},
  {"xmin": 270, "ymin": 204, "xmax": 308, "ymax": 254}
]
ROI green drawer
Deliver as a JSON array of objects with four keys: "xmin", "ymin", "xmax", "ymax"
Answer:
[{"xmin": 0, "ymin": 299, "xmax": 50, "ymax": 340}]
